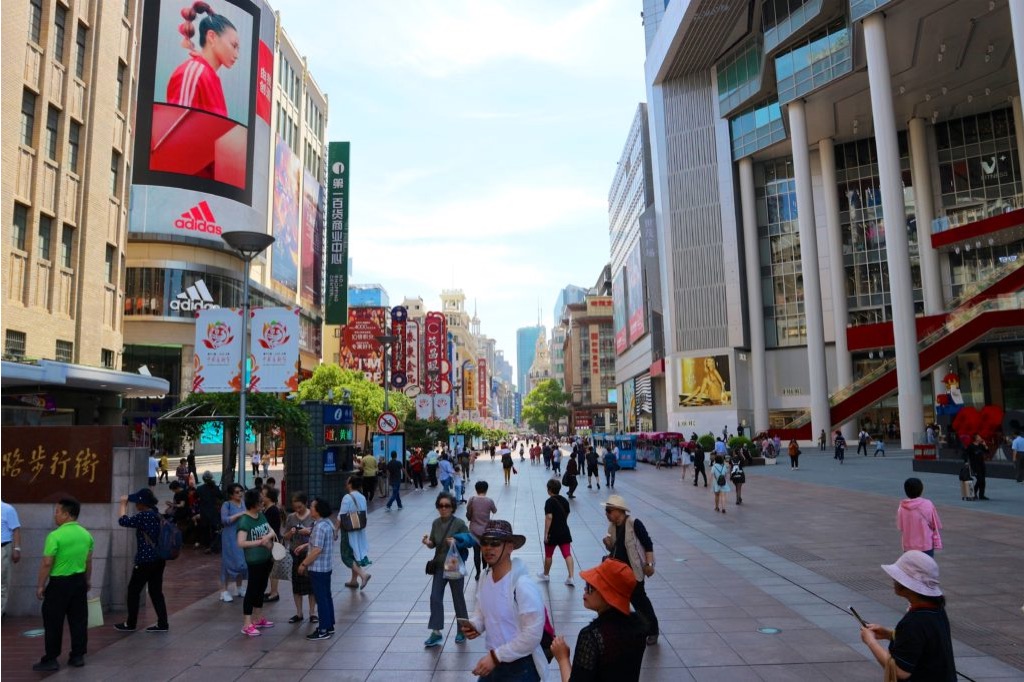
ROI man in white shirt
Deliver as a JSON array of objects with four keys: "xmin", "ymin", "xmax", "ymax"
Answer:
[
  {"xmin": 1, "ymin": 500, "xmax": 22, "ymax": 615},
  {"xmin": 1012, "ymin": 430, "xmax": 1024, "ymax": 483},
  {"xmin": 463, "ymin": 520, "xmax": 546, "ymax": 680}
]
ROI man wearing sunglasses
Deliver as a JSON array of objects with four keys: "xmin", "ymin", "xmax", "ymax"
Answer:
[
  {"xmin": 462, "ymin": 520, "xmax": 546, "ymax": 681},
  {"xmin": 602, "ymin": 495, "xmax": 659, "ymax": 645}
]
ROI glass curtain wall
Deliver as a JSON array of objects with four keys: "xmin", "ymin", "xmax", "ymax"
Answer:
[{"xmin": 756, "ymin": 158, "xmax": 805, "ymax": 347}]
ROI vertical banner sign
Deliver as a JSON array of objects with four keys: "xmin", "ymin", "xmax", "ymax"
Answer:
[
  {"xmin": 406, "ymin": 320, "xmax": 420, "ymax": 391},
  {"xmin": 612, "ymin": 269, "xmax": 628, "ymax": 355},
  {"xmin": 325, "ymin": 142, "xmax": 350, "ymax": 324},
  {"xmin": 433, "ymin": 394, "xmax": 452, "ymax": 420},
  {"xmin": 478, "ymin": 359, "xmax": 487, "ymax": 418},
  {"xmin": 271, "ymin": 137, "xmax": 300, "ymax": 292},
  {"xmin": 626, "ymin": 242, "xmax": 647, "ymax": 343},
  {"xmin": 250, "ymin": 307, "xmax": 301, "ymax": 393},
  {"xmin": 463, "ymin": 365, "xmax": 476, "ymax": 411},
  {"xmin": 424, "ymin": 312, "xmax": 446, "ymax": 394},
  {"xmin": 415, "ymin": 394, "xmax": 433, "ymax": 419},
  {"xmin": 300, "ymin": 170, "xmax": 321, "ymax": 306},
  {"xmin": 589, "ymin": 324, "xmax": 601, "ymax": 403},
  {"xmin": 390, "ymin": 306, "xmax": 408, "ymax": 388},
  {"xmin": 193, "ymin": 308, "xmax": 244, "ymax": 393},
  {"xmin": 340, "ymin": 307, "xmax": 387, "ymax": 385}
]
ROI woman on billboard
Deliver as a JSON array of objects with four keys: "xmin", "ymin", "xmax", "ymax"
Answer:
[{"xmin": 168, "ymin": 2, "xmax": 239, "ymax": 118}]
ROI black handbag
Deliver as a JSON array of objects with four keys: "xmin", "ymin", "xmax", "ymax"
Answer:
[
  {"xmin": 339, "ymin": 494, "xmax": 367, "ymax": 531},
  {"xmin": 958, "ymin": 463, "xmax": 973, "ymax": 482},
  {"xmin": 425, "ymin": 559, "xmax": 437, "ymax": 575}
]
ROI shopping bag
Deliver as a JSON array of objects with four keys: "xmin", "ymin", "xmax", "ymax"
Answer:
[
  {"xmin": 442, "ymin": 544, "xmax": 467, "ymax": 580},
  {"xmin": 87, "ymin": 597, "xmax": 104, "ymax": 628}
]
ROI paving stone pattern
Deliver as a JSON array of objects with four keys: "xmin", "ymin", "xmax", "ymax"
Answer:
[{"xmin": 3, "ymin": 448, "xmax": 1021, "ymax": 681}]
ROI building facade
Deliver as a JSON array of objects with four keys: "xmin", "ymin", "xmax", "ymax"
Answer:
[
  {"xmin": 122, "ymin": 13, "xmax": 328, "ymax": 436},
  {"xmin": 644, "ymin": 0, "xmax": 1024, "ymax": 447},
  {"xmin": 608, "ymin": 102, "xmax": 666, "ymax": 433},
  {"xmin": 515, "ymin": 324, "xmax": 544, "ymax": 399},
  {"xmin": 562, "ymin": 294, "xmax": 617, "ymax": 433},
  {"xmin": 3, "ymin": 0, "xmax": 141, "ymax": 370}
]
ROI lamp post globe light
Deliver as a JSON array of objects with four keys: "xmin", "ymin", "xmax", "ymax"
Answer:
[{"xmin": 221, "ymin": 230, "xmax": 275, "ymax": 488}]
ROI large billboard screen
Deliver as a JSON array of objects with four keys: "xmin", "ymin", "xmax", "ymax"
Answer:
[
  {"xmin": 612, "ymin": 268, "xmax": 628, "ymax": 355},
  {"xmin": 678, "ymin": 355, "xmax": 732, "ymax": 407},
  {"xmin": 626, "ymin": 241, "xmax": 646, "ymax": 343},
  {"xmin": 340, "ymin": 307, "xmax": 386, "ymax": 385},
  {"xmin": 130, "ymin": 0, "xmax": 274, "ymax": 242},
  {"xmin": 301, "ymin": 169, "xmax": 322, "ymax": 306},
  {"xmin": 272, "ymin": 136, "xmax": 300, "ymax": 291},
  {"xmin": 325, "ymin": 142, "xmax": 350, "ymax": 324}
]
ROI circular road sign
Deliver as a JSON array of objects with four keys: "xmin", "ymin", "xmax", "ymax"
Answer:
[{"xmin": 377, "ymin": 411, "xmax": 399, "ymax": 434}]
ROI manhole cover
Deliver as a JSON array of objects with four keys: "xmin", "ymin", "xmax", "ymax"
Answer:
[
  {"xmin": 23, "ymin": 628, "xmax": 45, "ymax": 638},
  {"xmin": 757, "ymin": 627, "xmax": 782, "ymax": 635}
]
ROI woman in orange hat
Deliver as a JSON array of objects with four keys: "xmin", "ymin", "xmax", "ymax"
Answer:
[{"xmin": 550, "ymin": 559, "xmax": 647, "ymax": 681}]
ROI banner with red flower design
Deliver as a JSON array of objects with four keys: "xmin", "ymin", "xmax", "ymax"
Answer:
[
  {"xmin": 194, "ymin": 308, "xmax": 244, "ymax": 393},
  {"xmin": 251, "ymin": 307, "xmax": 301, "ymax": 393}
]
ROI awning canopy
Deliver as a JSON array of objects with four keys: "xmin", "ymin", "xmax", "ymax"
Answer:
[{"xmin": 2, "ymin": 359, "xmax": 170, "ymax": 399}]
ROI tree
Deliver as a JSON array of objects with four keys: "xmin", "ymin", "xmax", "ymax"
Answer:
[
  {"xmin": 452, "ymin": 421, "xmax": 485, "ymax": 438},
  {"xmin": 521, "ymin": 379, "xmax": 570, "ymax": 435},
  {"xmin": 403, "ymin": 418, "xmax": 449, "ymax": 452},
  {"xmin": 296, "ymin": 364, "xmax": 412, "ymax": 429}
]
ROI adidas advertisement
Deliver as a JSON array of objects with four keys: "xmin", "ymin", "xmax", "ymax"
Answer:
[
  {"xmin": 170, "ymin": 279, "xmax": 219, "ymax": 311},
  {"xmin": 128, "ymin": 0, "xmax": 275, "ymax": 244}
]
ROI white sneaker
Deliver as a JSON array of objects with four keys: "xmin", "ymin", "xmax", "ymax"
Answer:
[
  {"xmin": 536, "ymin": 573, "xmax": 550, "ymax": 582},
  {"xmin": 236, "ymin": 588, "xmax": 246, "ymax": 598},
  {"xmin": 220, "ymin": 591, "xmax": 233, "ymax": 602},
  {"xmin": 564, "ymin": 578, "xmax": 575, "ymax": 586}
]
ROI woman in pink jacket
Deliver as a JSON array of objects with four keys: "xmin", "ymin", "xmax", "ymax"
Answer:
[{"xmin": 897, "ymin": 478, "xmax": 943, "ymax": 557}]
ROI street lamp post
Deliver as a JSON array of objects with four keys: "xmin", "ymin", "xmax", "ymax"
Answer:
[
  {"xmin": 221, "ymin": 230, "xmax": 275, "ymax": 488},
  {"xmin": 374, "ymin": 334, "xmax": 398, "ymax": 413},
  {"xmin": 426, "ymin": 367, "xmax": 440, "ymax": 419}
]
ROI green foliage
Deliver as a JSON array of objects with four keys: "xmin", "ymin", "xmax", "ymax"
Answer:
[
  {"xmin": 484, "ymin": 428, "xmax": 509, "ymax": 445},
  {"xmin": 296, "ymin": 364, "xmax": 412, "ymax": 427},
  {"xmin": 452, "ymin": 421, "xmax": 485, "ymax": 438},
  {"xmin": 156, "ymin": 391, "xmax": 311, "ymax": 449},
  {"xmin": 403, "ymin": 417, "xmax": 449, "ymax": 452},
  {"xmin": 521, "ymin": 379, "xmax": 570, "ymax": 435},
  {"xmin": 698, "ymin": 432, "xmax": 717, "ymax": 452},
  {"xmin": 727, "ymin": 436, "xmax": 752, "ymax": 450}
]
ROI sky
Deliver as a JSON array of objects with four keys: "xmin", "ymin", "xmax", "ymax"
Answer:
[{"xmin": 273, "ymin": 0, "xmax": 649, "ymax": 377}]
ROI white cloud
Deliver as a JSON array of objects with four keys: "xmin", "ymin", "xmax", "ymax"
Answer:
[{"xmin": 284, "ymin": 0, "xmax": 619, "ymax": 78}]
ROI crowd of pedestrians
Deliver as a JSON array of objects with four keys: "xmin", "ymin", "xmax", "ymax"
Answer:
[{"xmin": 14, "ymin": 430, "xmax": 996, "ymax": 679}]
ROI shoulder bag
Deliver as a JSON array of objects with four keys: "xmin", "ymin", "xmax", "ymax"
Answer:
[
  {"xmin": 425, "ymin": 517, "xmax": 456, "ymax": 575},
  {"xmin": 340, "ymin": 493, "xmax": 367, "ymax": 531}
]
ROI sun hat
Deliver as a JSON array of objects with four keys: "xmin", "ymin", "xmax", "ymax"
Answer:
[
  {"xmin": 579, "ymin": 559, "xmax": 636, "ymax": 614},
  {"xmin": 480, "ymin": 520, "xmax": 526, "ymax": 549},
  {"xmin": 881, "ymin": 550, "xmax": 942, "ymax": 597},
  {"xmin": 127, "ymin": 488, "xmax": 159, "ymax": 508},
  {"xmin": 602, "ymin": 494, "xmax": 630, "ymax": 513}
]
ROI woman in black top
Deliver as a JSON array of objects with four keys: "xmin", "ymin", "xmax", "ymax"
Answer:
[
  {"xmin": 861, "ymin": 550, "xmax": 956, "ymax": 681},
  {"xmin": 539, "ymin": 479, "xmax": 574, "ymax": 584},
  {"xmin": 263, "ymin": 488, "xmax": 282, "ymax": 602},
  {"xmin": 550, "ymin": 559, "xmax": 646, "ymax": 681}
]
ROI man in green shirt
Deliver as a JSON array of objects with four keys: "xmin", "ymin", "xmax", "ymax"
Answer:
[{"xmin": 34, "ymin": 497, "xmax": 94, "ymax": 672}]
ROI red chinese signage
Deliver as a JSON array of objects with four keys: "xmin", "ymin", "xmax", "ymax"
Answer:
[
  {"xmin": 1, "ymin": 426, "xmax": 123, "ymax": 503},
  {"xmin": 574, "ymin": 413, "xmax": 592, "ymax": 428},
  {"xmin": 341, "ymin": 307, "xmax": 387, "ymax": 385},
  {"xmin": 424, "ymin": 312, "xmax": 447, "ymax": 394},
  {"xmin": 589, "ymin": 326, "xmax": 600, "ymax": 379}
]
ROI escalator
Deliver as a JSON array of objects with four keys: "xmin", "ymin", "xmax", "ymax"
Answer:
[{"xmin": 777, "ymin": 281, "xmax": 1024, "ymax": 439}]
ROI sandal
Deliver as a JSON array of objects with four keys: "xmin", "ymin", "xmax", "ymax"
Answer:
[
  {"xmin": 288, "ymin": 615, "xmax": 304, "ymax": 624},
  {"xmin": 309, "ymin": 615, "xmax": 319, "ymax": 624},
  {"xmin": 264, "ymin": 594, "xmax": 280, "ymax": 602},
  {"xmin": 360, "ymin": 574, "xmax": 372, "ymax": 590},
  {"xmin": 343, "ymin": 582, "xmax": 359, "ymax": 588}
]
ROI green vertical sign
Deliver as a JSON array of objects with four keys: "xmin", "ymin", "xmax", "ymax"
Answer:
[{"xmin": 326, "ymin": 142, "xmax": 350, "ymax": 325}]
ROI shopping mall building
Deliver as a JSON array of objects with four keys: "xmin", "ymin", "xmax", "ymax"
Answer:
[{"xmin": 642, "ymin": 0, "xmax": 1024, "ymax": 447}]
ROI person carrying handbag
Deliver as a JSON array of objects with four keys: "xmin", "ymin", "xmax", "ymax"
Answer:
[
  {"xmin": 336, "ymin": 477, "xmax": 371, "ymax": 589},
  {"xmin": 422, "ymin": 492, "xmax": 470, "ymax": 648}
]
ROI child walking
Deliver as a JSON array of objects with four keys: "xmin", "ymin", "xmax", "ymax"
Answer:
[{"xmin": 897, "ymin": 478, "xmax": 942, "ymax": 557}]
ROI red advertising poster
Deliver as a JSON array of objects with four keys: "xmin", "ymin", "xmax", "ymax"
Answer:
[
  {"xmin": 390, "ymin": 306, "xmax": 408, "ymax": 388},
  {"xmin": 272, "ymin": 136, "xmax": 300, "ymax": 292},
  {"xmin": 340, "ymin": 307, "xmax": 386, "ymax": 385},
  {"xmin": 478, "ymin": 358, "xmax": 487, "ymax": 417},
  {"xmin": 406, "ymin": 320, "xmax": 420, "ymax": 390},
  {"xmin": 424, "ymin": 312, "xmax": 446, "ymax": 394}
]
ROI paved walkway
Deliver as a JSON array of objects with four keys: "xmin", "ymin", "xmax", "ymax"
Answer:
[{"xmin": 5, "ymin": 448, "xmax": 1022, "ymax": 680}]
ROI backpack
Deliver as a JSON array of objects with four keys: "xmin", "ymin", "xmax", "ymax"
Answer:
[
  {"xmin": 513, "ymin": 584, "xmax": 556, "ymax": 662},
  {"xmin": 143, "ymin": 513, "xmax": 182, "ymax": 561}
]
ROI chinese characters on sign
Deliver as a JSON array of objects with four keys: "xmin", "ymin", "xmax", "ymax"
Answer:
[
  {"xmin": 424, "ymin": 312, "xmax": 447, "ymax": 394},
  {"xmin": 325, "ymin": 142, "xmax": 350, "ymax": 325},
  {"xmin": 478, "ymin": 358, "xmax": 487, "ymax": 418},
  {"xmin": 1, "ymin": 427, "xmax": 118, "ymax": 503},
  {"xmin": 193, "ymin": 308, "xmax": 244, "ymax": 393},
  {"xmin": 390, "ymin": 306, "xmax": 408, "ymax": 388},
  {"xmin": 340, "ymin": 307, "xmax": 387, "ymax": 385},
  {"xmin": 250, "ymin": 307, "xmax": 301, "ymax": 393}
]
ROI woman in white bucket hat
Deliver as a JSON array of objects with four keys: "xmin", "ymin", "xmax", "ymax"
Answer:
[{"xmin": 859, "ymin": 550, "xmax": 956, "ymax": 681}]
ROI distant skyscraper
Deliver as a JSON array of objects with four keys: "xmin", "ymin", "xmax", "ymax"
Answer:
[
  {"xmin": 516, "ymin": 325, "xmax": 544, "ymax": 395},
  {"xmin": 553, "ymin": 285, "xmax": 587, "ymax": 328},
  {"xmin": 348, "ymin": 284, "xmax": 389, "ymax": 308}
]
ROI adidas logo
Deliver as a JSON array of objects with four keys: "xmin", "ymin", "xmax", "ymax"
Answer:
[
  {"xmin": 173, "ymin": 200, "xmax": 223, "ymax": 236},
  {"xmin": 170, "ymin": 279, "xmax": 219, "ymax": 311}
]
